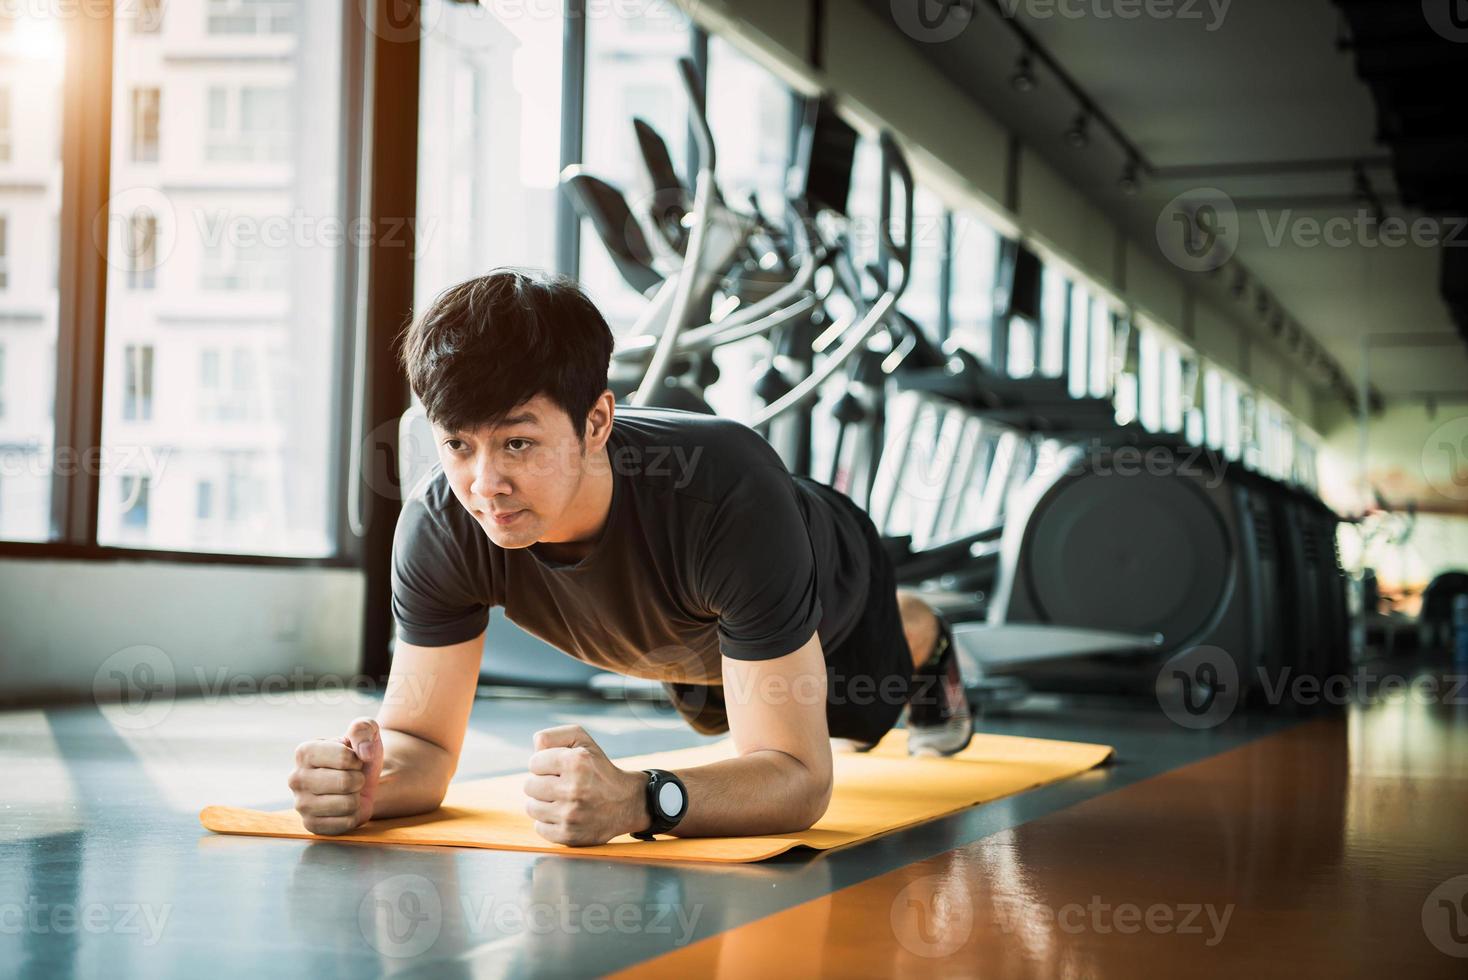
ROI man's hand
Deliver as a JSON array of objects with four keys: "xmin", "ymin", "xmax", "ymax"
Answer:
[
  {"xmin": 289, "ymin": 717, "xmax": 384, "ymax": 835},
  {"xmin": 523, "ymin": 725, "xmax": 647, "ymax": 846}
]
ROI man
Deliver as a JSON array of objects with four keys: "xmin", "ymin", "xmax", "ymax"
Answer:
[{"xmin": 287, "ymin": 270, "xmax": 972, "ymax": 846}]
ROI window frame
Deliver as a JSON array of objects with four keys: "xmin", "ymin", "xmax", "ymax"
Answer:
[{"xmin": 4, "ymin": 0, "xmax": 374, "ymax": 571}]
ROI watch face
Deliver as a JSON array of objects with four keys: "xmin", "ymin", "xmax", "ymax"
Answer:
[{"xmin": 656, "ymin": 780, "xmax": 685, "ymax": 818}]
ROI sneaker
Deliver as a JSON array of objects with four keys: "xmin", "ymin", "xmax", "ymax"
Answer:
[{"xmin": 905, "ymin": 611, "xmax": 974, "ymax": 756}]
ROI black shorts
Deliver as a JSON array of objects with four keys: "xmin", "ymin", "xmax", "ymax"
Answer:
[{"xmin": 663, "ymin": 476, "xmax": 914, "ymax": 744}]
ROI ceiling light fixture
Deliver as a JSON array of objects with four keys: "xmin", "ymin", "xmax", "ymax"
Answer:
[
  {"xmin": 1118, "ymin": 157, "xmax": 1140, "ymax": 196},
  {"xmin": 1064, "ymin": 111, "xmax": 1090, "ymax": 149},
  {"xmin": 1010, "ymin": 50, "xmax": 1037, "ymax": 92}
]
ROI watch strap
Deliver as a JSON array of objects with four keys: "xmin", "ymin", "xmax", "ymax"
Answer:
[{"xmin": 631, "ymin": 768, "xmax": 686, "ymax": 841}]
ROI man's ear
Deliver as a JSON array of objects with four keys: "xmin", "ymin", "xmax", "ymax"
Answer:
[{"xmin": 584, "ymin": 390, "xmax": 616, "ymax": 449}]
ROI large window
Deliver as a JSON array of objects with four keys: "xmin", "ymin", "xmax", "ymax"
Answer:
[
  {"xmin": 1159, "ymin": 341, "xmax": 1183, "ymax": 434},
  {"xmin": 1064, "ymin": 280, "xmax": 1115, "ymax": 399},
  {"xmin": 1003, "ymin": 316, "xmax": 1037, "ymax": 377},
  {"xmin": 704, "ymin": 36, "xmax": 793, "ymax": 220},
  {"xmin": 416, "ymin": 0, "xmax": 563, "ymax": 310},
  {"xmin": 1258, "ymin": 397, "xmax": 1293, "ymax": 480},
  {"xmin": 1180, "ymin": 352, "xmax": 1203, "ymax": 444},
  {"xmin": 901, "ymin": 187, "xmax": 946, "ymax": 337},
  {"xmin": 1066, "ymin": 278, "xmax": 1089, "ymax": 395},
  {"xmin": 0, "ymin": 9, "xmax": 62, "ymax": 541},
  {"xmin": 1239, "ymin": 390, "xmax": 1261, "ymax": 470},
  {"xmin": 1136, "ymin": 317, "xmax": 1196, "ymax": 436},
  {"xmin": 845, "ymin": 134, "xmax": 885, "ymax": 296},
  {"xmin": 846, "ymin": 135, "xmax": 970, "ymax": 354},
  {"xmin": 1203, "ymin": 367, "xmax": 1224, "ymax": 449},
  {"xmin": 578, "ymin": 2, "xmax": 692, "ymax": 330},
  {"xmin": 96, "ymin": 0, "xmax": 344, "ymax": 555},
  {"xmin": 1137, "ymin": 321, "xmax": 1163, "ymax": 432},
  {"xmin": 1203, "ymin": 369, "xmax": 1238, "ymax": 460},
  {"xmin": 1111, "ymin": 315, "xmax": 1137, "ymax": 426},
  {"xmin": 947, "ymin": 210, "xmax": 998, "ymax": 362},
  {"xmin": 1088, "ymin": 294, "xmax": 1112, "ymax": 398}
]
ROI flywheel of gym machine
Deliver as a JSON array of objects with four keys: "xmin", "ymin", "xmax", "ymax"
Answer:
[{"xmin": 1021, "ymin": 468, "xmax": 1233, "ymax": 644}]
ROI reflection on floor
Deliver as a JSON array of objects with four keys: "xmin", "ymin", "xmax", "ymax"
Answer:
[
  {"xmin": 2, "ymin": 663, "xmax": 1465, "ymax": 978},
  {"xmin": 616, "ymin": 702, "xmax": 1468, "ymax": 978}
]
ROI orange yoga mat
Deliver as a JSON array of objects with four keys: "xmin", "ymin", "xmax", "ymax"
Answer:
[{"xmin": 200, "ymin": 729, "xmax": 1113, "ymax": 864}]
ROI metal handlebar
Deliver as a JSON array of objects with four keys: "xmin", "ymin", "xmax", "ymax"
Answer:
[
  {"xmin": 750, "ymin": 287, "xmax": 897, "ymax": 427},
  {"xmin": 631, "ymin": 57, "xmax": 715, "ymax": 408},
  {"xmin": 679, "ymin": 57, "xmax": 715, "ymax": 176},
  {"xmin": 613, "ymin": 248, "xmax": 826, "ymax": 361},
  {"xmin": 877, "ymin": 130, "xmax": 914, "ymax": 301}
]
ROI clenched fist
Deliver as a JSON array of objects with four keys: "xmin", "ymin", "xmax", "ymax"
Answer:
[
  {"xmin": 289, "ymin": 717, "xmax": 384, "ymax": 835},
  {"xmin": 523, "ymin": 725, "xmax": 648, "ymax": 846}
]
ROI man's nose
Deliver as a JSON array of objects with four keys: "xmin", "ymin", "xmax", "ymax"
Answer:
[{"xmin": 469, "ymin": 459, "xmax": 512, "ymax": 498}]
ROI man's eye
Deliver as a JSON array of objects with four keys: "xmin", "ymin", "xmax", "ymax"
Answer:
[
  {"xmin": 445, "ymin": 439, "xmax": 466, "ymax": 452},
  {"xmin": 506, "ymin": 438, "xmax": 533, "ymax": 452}
]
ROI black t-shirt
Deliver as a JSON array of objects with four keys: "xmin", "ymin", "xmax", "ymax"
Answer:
[{"xmin": 390, "ymin": 406, "xmax": 874, "ymax": 684}]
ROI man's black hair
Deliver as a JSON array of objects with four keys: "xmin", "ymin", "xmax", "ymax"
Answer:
[{"xmin": 398, "ymin": 269, "xmax": 615, "ymax": 441}]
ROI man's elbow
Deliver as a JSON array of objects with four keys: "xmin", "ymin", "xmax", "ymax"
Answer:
[{"xmin": 796, "ymin": 771, "xmax": 833, "ymax": 830}]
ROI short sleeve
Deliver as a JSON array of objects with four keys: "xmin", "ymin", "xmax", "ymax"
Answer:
[
  {"xmin": 390, "ymin": 493, "xmax": 490, "ymax": 647},
  {"xmin": 696, "ymin": 462, "xmax": 823, "ymax": 660}
]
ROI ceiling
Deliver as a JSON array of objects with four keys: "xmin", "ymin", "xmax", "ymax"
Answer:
[{"xmin": 866, "ymin": 0, "xmax": 1468, "ymax": 405}]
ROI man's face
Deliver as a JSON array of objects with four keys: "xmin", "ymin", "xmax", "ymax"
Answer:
[{"xmin": 435, "ymin": 394, "xmax": 593, "ymax": 549}]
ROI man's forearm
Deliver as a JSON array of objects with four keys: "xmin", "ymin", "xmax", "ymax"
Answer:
[
  {"xmin": 652, "ymin": 750, "xmax": 831, "ymax": 838},
  {"xmin": 370, "ymin": 728, "xmax": 457, "ymax": 820}
]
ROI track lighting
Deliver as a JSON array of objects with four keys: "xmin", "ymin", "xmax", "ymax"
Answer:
[
  {"xmin": 1064, "ymin": 111, "xmax": 1090, "ymax": 149},
  {"xmin": 1010, "ymin": 51, "xmax": 1036, "ymax": 92},
  {"xmin": 1118, "ymin": 158, "xmax": 1140, "ymax": 195}
]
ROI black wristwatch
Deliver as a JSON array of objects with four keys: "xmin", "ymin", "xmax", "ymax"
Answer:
[{"xmin": 631, "ymin": 769, "xmax": 688, "ymax": 841}]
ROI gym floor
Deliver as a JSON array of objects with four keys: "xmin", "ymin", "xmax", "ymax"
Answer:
[{"xmin": 3, "ymin": 662, "xmax": 1465, "ymax": 978}]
